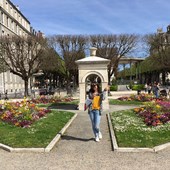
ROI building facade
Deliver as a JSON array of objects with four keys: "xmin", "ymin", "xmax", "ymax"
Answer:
[{"xmin": 0, "ymin": 0, "xmax": 32, "ymax": 96}]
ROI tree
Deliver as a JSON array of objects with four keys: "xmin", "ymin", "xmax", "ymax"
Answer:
[
  {"xmin": 146, "ymin": 33, "xmax": 170, "ymax": 69},
  {"xmin": 0, "ymin": 35, "xmax": 47, "ymax": 96},
  {"xmin": 39, "ymin": 47, "xmax": 61, "ymax": 89},
  {"xmin": 47, "ymin": 35, "xmax": 88, "ymax": 94},
  {"xmin": 143, "ymin": 33, "xmax": 170, "ymax": 84},
  {"xmin": 40, "ymin": 47, "xmax": 60, "ymax": 72},
  {"xmin": 90, "ymin": 34, "xmax": 138, "ymax": 83},
  {"xmin": 0, "ymin": 58, "xmax": 8, "ymax": 73}
]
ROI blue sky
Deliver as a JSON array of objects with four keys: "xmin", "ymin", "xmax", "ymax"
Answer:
[{"xmin": 12, "ymin": 0, "xmax": 170, "ymax": 36}]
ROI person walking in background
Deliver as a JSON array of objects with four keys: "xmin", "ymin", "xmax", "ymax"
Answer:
[
  {"xmin": 4, "ymin": 90, "xmax": 8, "ymax": 100},
  {"xmin": 144, "ymin": 83, "xmax": 148, "ymax": 93},
  {"xmin": 152, "ymin": 82, "xmax": 159, "ymax": 98},
  {"xmin": 86, "ymin": 83, "xmax": 109, "ymax": 142},
  {"xmin": 166, "ymin": 87, "xmax": 169, "ymax": 99}
]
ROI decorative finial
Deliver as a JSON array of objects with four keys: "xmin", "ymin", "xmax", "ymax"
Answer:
[{"xmin": 90, "ymin": 47, "xmax": 97, "ymax": 56}]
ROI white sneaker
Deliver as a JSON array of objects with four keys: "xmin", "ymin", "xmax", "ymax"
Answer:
[
  {"xmin": 99, "ymin": 132, "xmax": 102, "ymax": 139},
  {"xmin": 95, "ymin": 136, "xmax": 100, "ymax": 142}
]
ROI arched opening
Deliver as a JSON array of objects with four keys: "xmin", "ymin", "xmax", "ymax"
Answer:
[{"xmin": 85, "ymin": 74, "xmax": 102, "ymax": 95}]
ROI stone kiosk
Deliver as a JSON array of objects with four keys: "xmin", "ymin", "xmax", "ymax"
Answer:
[{"xmin": 76, "ymin": 47, "xmax": 110, "ymax": 111}]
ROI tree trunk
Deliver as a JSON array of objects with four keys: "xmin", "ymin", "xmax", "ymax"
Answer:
[
  {"xmin": 66, "ymin": 78, "xmax": 72, "ymax": 96},
  {"xmin": 162, "ymin": 71, "xmax": 166, "ymax": 85},
  {"xmin": 24, "ymin": 78, "xmax": 29, "ymax": 97}
]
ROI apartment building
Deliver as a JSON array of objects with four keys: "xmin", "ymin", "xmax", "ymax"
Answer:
[{"xmin": 0, "ymin": 0, "xmax": 31, "ymax": 96}]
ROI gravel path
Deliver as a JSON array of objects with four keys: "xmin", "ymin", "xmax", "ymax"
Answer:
[{"xmin": 0, "ymin": 105, "xmax": 170, "ymax": 170}]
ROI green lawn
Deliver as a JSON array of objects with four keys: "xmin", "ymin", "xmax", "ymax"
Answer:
[
  {"xmin": 110, "ymin": 109, "xmax": 170, "ymax": 147},
  {"xmin": 109, "ymin": 99, "xmax": 144, "ymax": 105},
  {"xmin": 0, "ymin": 110, "xmax": 75, "ymax": 148}
]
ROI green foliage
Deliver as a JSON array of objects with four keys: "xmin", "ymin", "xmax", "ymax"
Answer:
[
  {"xmin": 141, "ymin": 33, "xmax": 170, "ymax": 73},
  {"xmin": 0, "ymin": 58, "xmax": 9, "ymax": 73},
  {"xmin": 131, "ymin": 84, "xmax": 144, "ymax": 90},
  {"xmin": 110, "ymin": 85, "xmax": 118, "ymax": 91},
  {"xmin": 109, "ymin": 99, "xmax": 143, "ymax": 105},
  {"xmin": 111, "ymin": 78, "xmax": 117, "ymax": 85}
]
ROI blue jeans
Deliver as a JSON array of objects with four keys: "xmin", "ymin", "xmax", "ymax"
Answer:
[
  {"xmin": 89, "ymin": 109, "xmax": 101, "ymax": 137},
  {"xmin": 154, "ymin": 90, "xmax": 159, "ymax": 98}
]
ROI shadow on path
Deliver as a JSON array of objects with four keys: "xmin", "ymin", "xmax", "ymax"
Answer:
[
  {"xmin": 61, "ymin": 135, "xmax": 94, "ymax": 142},
  {"xmin": 48, "ymin": 104, "xmax": 78, "ymax": 110}
]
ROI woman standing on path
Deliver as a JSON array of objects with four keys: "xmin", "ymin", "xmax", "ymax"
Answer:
[{"xmin": 87, "ymin": 83, "xmax": 109, "ymax": 142}]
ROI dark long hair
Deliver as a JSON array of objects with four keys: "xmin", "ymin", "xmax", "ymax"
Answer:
[{"xmin": 89, "ymin": 83, "xmax": 101, "ymax": 94}]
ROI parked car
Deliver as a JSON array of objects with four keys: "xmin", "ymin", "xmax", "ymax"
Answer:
[{"xmin": 159, "ymin": 89, "xmax": 167, "ymax": 97}]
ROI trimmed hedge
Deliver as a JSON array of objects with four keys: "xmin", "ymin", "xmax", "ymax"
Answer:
[
  {"xmin": 110, "ymin": 85, "xmax": 118, "ymax": 91},
  {"xmin": 131, "ymin": 84, "xmax": 144, "ymax": 91}
]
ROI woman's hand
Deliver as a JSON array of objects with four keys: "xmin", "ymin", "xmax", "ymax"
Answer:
[{"xmin": 104, "ymin": 85, "xmax": 110, "ymax": 91}]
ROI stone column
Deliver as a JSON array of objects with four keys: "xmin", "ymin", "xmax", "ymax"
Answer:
[{"xmin": 78, "ymin": 83, "xmax": 86, "ymax": 110}]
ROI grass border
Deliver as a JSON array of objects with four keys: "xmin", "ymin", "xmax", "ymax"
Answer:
[
  {"xmin": 107, "ymin": 112, "xmax": 170, "ymax": 153},
  {"xmin": 0, "ymin": 113, "xmax": 77, "ymax": 153},
  {"xmin": 109, "ymin": 99, "xmax": 144, "ymax": 105}
]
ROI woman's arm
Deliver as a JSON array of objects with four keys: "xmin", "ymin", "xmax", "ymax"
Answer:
[{"xmin": 101, "ymin": 86, "xmax": 110, "ymax": 100}]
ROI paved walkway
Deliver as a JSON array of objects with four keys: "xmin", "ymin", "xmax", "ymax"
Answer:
[{"xmin": 0, "ymin": 104, "xmax": 170, "ymax": 170}]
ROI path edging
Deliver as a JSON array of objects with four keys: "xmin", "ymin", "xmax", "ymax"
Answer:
[
  {"xmin": 0, "ymin": 113, "xmax": 77, "ymax": 153},
  {"xmin": 107, "ymin": 113, "xmax": 170, "ymax": 153}
]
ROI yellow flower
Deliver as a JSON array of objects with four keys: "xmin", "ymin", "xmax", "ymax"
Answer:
[
  {"xmin": 141, "ymin": 107, "xmax": 144, "ymax": 111},
  {"xmin": 156, "ymin": 105, "xmax": 161, "ymax": 109},
  {"xmin": 1, "ymin": 115, "xmax": 5, "ymax": 119},
  {"xmin": 15, "ymin": 122, "xmax": 20, "ymax": 126},
  {"xmin": 134, "ymin": 108, "xmax": 139, "ymax": 112}
]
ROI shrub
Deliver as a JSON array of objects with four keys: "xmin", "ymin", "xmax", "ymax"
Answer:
[
  {"xmin": 131, "ymin": 84, "xmax": 144, "ymax": 91},
  {"xmin": 110, "ymin": 85, "xmax": 118, "ymax": 91}
]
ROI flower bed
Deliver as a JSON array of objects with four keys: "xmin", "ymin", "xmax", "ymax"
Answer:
[
  {"xmin": 0, "ymin": 100, "xmax": 51, "ymax": 128},
  {"xmin": 117, "ymin": 93, "xmax": 166, "ymax": 102},
  {"xmin": 30, "ymin": 96, "xmax": 74, "ymax": 104},
  {"xmin": 134, "ymin": 101, "xmax": 170, "ymax": 126},
  {"xmin": 111, "ymin": 109, "xmax": 170, "ymax": 147}
]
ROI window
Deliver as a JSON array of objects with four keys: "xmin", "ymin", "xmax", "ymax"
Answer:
[
  {"xmin": 10, "ymin": 6, "xmax": 12, "ymax": 14},
  {"xmin": 16, "ymin": 24, "xmax": 18, "ymax": 34},
  {"xmin": 18, "ymin": 15, "xmax": 20, "ymax": 23},
  {"xmin": 6, "ymin": 2, "xmax": 9, "ymax": 11},
  {"xmin": 11, "ymin": 20, "xmax": 14, "ymax": 30},
  {"xmin": 19, "ymin": 29, "xmax": 21, "ymax": 35},
  {"xmin": 6, "ymin": 17, "xmax": 9, "ymax": 27},
  {"xmin": 1, "ymin": 12, "xmax": 3, "ymax": 23},
  {"xmin": 14, "ymin": 11, "xmax": 17, "ymax": 18},
  {"xmin": 7, "ymin": 16, "xmax": 9, "ymax": 27}
]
